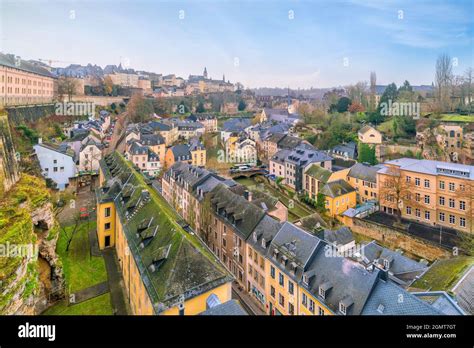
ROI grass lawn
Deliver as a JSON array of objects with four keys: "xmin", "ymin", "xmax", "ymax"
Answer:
[
  {"xmin": 235, "ymin": 176, "xmax": 314, "ymax": 222},
  {"xmin": 57, "ymin": 220, "xmax": 107, "ymax": 293},
  {"xmin": 439, "ymin": 114, "xmax": 474, "ymax": 123},
  {"xmin": 42, "ymin": 293, "xmax": 113, "ymax": 315},
  {"xmin": 411, "ymin": 256, "xmax": 474, "ymax": 291}
]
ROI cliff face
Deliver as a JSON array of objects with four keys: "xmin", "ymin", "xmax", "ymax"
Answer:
[
  {"xmin": 0, "ymin": 112, "xmax": 20, "ymax": 195},
  {"xmin": 0, "ymin": 175, "xmax": 63, "ymax": 315}
]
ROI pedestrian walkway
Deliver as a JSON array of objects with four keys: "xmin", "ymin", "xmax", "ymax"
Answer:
[
  {"xmin": 102, "ymin": 248, "xmax": 130, "ymax": 315},
  {"xmin": 69, "ymin": 282, "xmax": 109, "ymax": 305},
  {"xmin": 89, "ymin": 229, "xmax": 101, "ymax": 257},
  {"xmin": 232, "ymin": 283, "xmax": 266, "ymax": 316}
]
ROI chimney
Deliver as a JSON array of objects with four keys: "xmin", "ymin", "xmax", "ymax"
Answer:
[{"xmin": 244, "ymin": 190, "xmax": 252, "ymax": 202}]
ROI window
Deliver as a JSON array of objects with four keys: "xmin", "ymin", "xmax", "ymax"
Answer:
[
  {"xmin": 60, "ymin": 167, "xmax": 64, "ymax": 172},
  {"xmin": 309, "ymin": 299, "xmax": 315, "ymax": 313},
  {"xmin": 53, "ymin": 159, "xmax": 57, "ymax": 164},
  {"xmin": 439, "ymin": 196, "xmax": 445, "ymax": 206},
  {"xmin": 270, "ymin": 266, "xmax": 275, "ymax": 279},
  {"xmin": 415, "ymin": 178, "xmax": 420, "ymax": 186},
  {"xmin": 53, "ymin": 167, "xmax": 58, "ymax": 172},
  {"xmin": 406, "ymin": 176, "xmax": 411, "ymax": 183},
  {"xmin": 105, "ymin": 207, "xmax": 111, "ymax": 218},
  {"xmin": 248, "ymin": 265, "xmax": 253, "ymax": 276},
  {"xmin": 424, "ymin": 179, "xmax": 430, "ymax": 188},
  {"xmin": 460, "ymin": 217, "xmax": 466, "ymax": 228},
  {"xmin": 339, "ymin": 302, "xmax": 347, "ymax": 315},
  {"xmin": 104, "ymin": 222, "xmax": 111, "ymax": 230},
  {"xmin": 302, "ymin": 293, "xmax": 308, "ymax": 307},
  {"xmin": 439, "ymin": 212, "xmax": 445, "ymax": 222},
  {"xmin": 289, "ymin": 303, "xmax": 294, "ymax": 315},
  {"xmin": 415, "ymin": 193, "xmax": 421, "ymax": 202},
  {"xmin": 415, "ymin": 209, "xmax": 420, "ymax": 218},
  {"xmin": 279, "ymin": 273, "xmax": 284, "ymax": 286},
  {"xmin": 449, "ymin": 215, "xmax": 455, "ymax": 224},
  {"xmin": 270, "ymin": 286, "xmax": 275, "ymax": 298},
  {"xmin": 406, "ymin": 206, "xmax": 412, "ymax": 215},
  {"xmin": 449, "ymin": 198, "xmax": 455, "ymax": 208},
  {"xmin": 460, "ymin": 201, "xmax": 466, "ymax": 210},
  {"xmin": 449, "ymin": 182, "xmax": 455, "ymax": 192},
  {"xmin": 424, "ymin": 195, "xmax": 430, "ymax": 204},
  {"xmin": 288, "ymin": 281, "xmax": 294, "ymax": 295},
  {"xmin": 279, "ymin": 294, "xmax": 285, "ymax": 307},
  {"xmin": 425, "ymin": 211, "xmax": 430, "ymax": 220},
  {"xmin": 319, "ymin": 287, "xmax": 325, "ymax": 299},
  {"xmin": 318, "ymin": 307, "xmax": 325, "ymax": 316}
]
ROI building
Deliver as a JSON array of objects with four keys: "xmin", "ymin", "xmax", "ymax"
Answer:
[
  {"xmin": 78, "ymin": 137, "xmax": 103, "ymax": 172},
  {"xmin": 136, "ymin": 133, "xmax": 166, "ymax": 167},
  {"xmin": 147, "ymin": 121, "xmax": 179, "ymax": 146},
  {"xmin": 269, "ymin": 144, "xmax": 333, "ymax": 192},
  {"xmin": 347, "ymin": 162, "xmax": 381, "ymax": 203},
  {"xmin": 187, "ymin": 113, "xmax": 218, "ymax": 133},
  {"xmin": 358, "ymin": 125, "xmax": 382, "ymax": 145},
  {"xmin": 319, "ymin": 180, "xmax": 357, "ymax": 217},
  {"xmin": 165, "ymin": 139, "xmax": 206, "ymax": 169},
  {"xmin": 105, "ymin": 72, "xmax": 139, "ymax": 87},
  {"xmin": 260, "ymin": 108, "xmax": 300, "ymax": 125},
  {"xmin": 96, "ymin": 152, "xmax": 234, "ymax": 315},
  {"xmin": 126, "ymin": 142, "xmax": 161, "ymax": 177},
  {"xmin": 220, "ymin": 118, "xmax": 252, "ymax": 145},
  {"xmin": 225, "ymin": 133, "xmax": 257, "ymax": 165},
  {"xmin": 33, "ymin": 141, "xmax": 77, "ymax": 190},
  {"xmin": 377, "ymin": 158, "xmax": 474, "ymax": 233},
  {"xmin": 331, "ymin": 142, "xmax": 358, "ymax": 160},
  {"xmin": 207, "ymin": 184, "xmax": 266, "ymax": 288},
  {"xmin": 303, "ymin": 164, "xmax": 350, "ymax": 201},
  {"xmin": 0, "ymin": 53, "xmax": 56, "ymax": 107},
  {"xmin": 263, "ymin": 133, "xmax": 307, "ymax": 160}
]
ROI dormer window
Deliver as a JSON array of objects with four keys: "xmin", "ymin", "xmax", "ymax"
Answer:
[
  {"xmin": 281, "ymin": 255, "xmax": 288, "ymax": 266},
  {"xmin": 302, "ymin": 274, "xmax": 309, "ymax": 286},
  {"xmin": 273, "ymin": 249, "xmax": 279, "ymax": 259},
  {"xmin": 252, "ymin": 231, "xmax": 257, "ymax": 243},
  {"xmin": 319, "ymin": 287, "xmax": 326, "ymax": 299},
  {"xmin": 261, "ymin": 238, "xmax": 266, "ymax": 248},
  {"xmin": 339, "ymin": 302, "xmax": 347, "ymax": 315},
  {"xmin": 383, "ymin": 258, "xmax": 390, "ymax": 270}
]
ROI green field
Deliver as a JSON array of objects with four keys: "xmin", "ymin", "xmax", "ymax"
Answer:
[
  {"xmin": 412, "ymin": 256, "xmax": 474, "ymax": 291},
  {"xmin": 42, "ymin": 293, "xmax": 112, "ymax": 315},
  {"xmin": 439, "ymin": 114, "xmax": 474, "ymax": 123}
]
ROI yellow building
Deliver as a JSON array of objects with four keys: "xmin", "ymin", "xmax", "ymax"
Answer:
[
  {"xmin": 320, "ymin": 180, "xmax": 357, "ymax": 217},
  {"xmin": 347, "ymin": 163, "xmax": 380, "ymax": 203},
  {"xmin": 96, "ymin": 152, "xmax": 234, "ymax": 315},
  {"xmin": 358, "ymin": 125, "xmax": 382, "ymax": 145},
  {"xmin": 378, "ymin": 158, "xmax": 474, "ymax": 234},
  {"xmin": 303, "ymin": 164, "xmax": 350, "ymax": 200}
]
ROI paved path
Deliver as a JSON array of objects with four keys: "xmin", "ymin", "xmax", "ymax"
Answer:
[
  {"xmin": 69, "ymin": 282, "xmax": 109, "ymax": 305},
  {"xmin": 89, "ymin": 228, "xmax": 101, "ymax": 257},
  {"xmin": 102, "ymin": 248, "xmax": 130, "ymax": 315}
]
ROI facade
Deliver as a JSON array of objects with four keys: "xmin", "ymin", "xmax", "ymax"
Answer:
[
  {"xmin": 96, "ymin": 152, "xmax": 234, "ymax": 315},
  {"xmin": 78, "ymin": 138, "xmax": 103, "ymax": 172},
  {"xmin": 105, "ymin": 72, "xmax": 139, "ymax": 87},
  {"xmin": 187, "ymin": 114, "xmax": 218, "ymax": 133},
  {"xmin": 377, "ymin": 158, "xmax": 474, "ymax": 233},
  {"xmin": 165, "ymin": 140, "xmax": 206, "ymax": 169},
  {"xmin": 126, "ymin": 142, "xmax": 161, "ymax": 177},
  {"xmin": 320, "ymin": 180, "xmax": 357, "ymax": 217},
  {"xmin": 358, "ymin": 125, "xmax": 382, "ymax": 145},
  {"xmin": 225, "ymin": 133, "xmax": 257, "ymax": 165},
  {"xmin": 33, "ymin": 142, "xmax": 77, "ymax": 190},
  {"xmin": 0, "ymin": 53, "xmax": 55, "ymax": 107},
  {"xmin": 347, "ymin": 163, "xmax": 381, "ymax": 203},
  {"xmin": 303, "ymin": 164, "xmax": 350, "ymax": 200},
  {"xmin": 148, "ymin": 121, "xmax": 179, "ymax": 146}
]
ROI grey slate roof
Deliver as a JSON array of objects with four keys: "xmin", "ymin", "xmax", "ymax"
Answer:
[
  {"xmin": 270, "ymin": 149, "xmax": 292, "ymax": 165},
  {"xmin": 332, "ymin": 142, "xmax": 357, "ymax": 160},
  {"xmin": 210, "ymin": 184, "xmax": 266, "ymax": 240},
  {"xmin": 302, "ymin": 243, "xmax": 380, "ymax": 315},
  {"xmin": 320, "ymin": 179, "xmax": 355, "ymax": 198},
  {"xmin": 148, "ymin": 121, "xmax": 172, "ymax": 131},
  {"xmin": 247, "ymin": 215, "xmax": 283, "ymax": 255},
  {"xmin": 348, "ymin": 163, "xmax": 383, "ymax": 183},
  {"xmin": 200, "ymin": 300, "xmax": 248, "ymax": 315},
  {"xmin": 320, "ymin": 226, "xmax": 354, "ymax": 247},
  {"xmin": 0, "ymin": 52, "xmax": 55, "ymax": 78},
  {"xmin": 170, "ymin": 144, "xmax": 191, "ymax": 161},
  {"xmin": 222, "ymin": 118, "xmax": 251, "ymax": 132},
  {"xmin": 359, "ymin": 241, "xmax": 428, "ymax": 286},
  {"xmin": 411, "ymin": 291, "xmax": 465, "ymax": 315},
  {"xmin": 362, "ymin": 279, "xmax": 441, "ymax": 315},
  {"xmin": 451, "ymin": 265, "xmax": 474, "ymax": 315},
  {"xmin": 140, "ymin": 133, "xmax": 165, "ymax": 146}
]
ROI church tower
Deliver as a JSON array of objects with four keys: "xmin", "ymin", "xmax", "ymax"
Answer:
[{"xmin": 203, "ymin": 67, "xmax": 208, "ymax": 79}]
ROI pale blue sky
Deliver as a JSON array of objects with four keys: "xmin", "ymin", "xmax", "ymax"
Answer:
[{"xmin": 1, "ymin": 0, "xmax": 473, "ymax": 88}]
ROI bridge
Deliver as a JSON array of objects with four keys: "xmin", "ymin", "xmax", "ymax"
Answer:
[{"xmin": 229, "ymin": 169, "xmax": 267, "ymax": 179}]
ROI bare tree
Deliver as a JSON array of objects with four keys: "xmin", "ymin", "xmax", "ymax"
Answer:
[
  {"xmin": 61, "ymin": 212, "xmax": 82, "ymax": 252},
  {"xmin": 57, "ymin": 77, "xmax": 78, "ymax": 102},
  {"xmin": 378, "ymin": 166, "xmax": 423, "ymax": 223},
  {"xmin": 435, "ymin": 54, "xmax": 453, "ymax": 111}
]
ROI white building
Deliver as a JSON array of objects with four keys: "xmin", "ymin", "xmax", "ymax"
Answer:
[
  {"xmin": 78, "ymin": 138, "xmax": 103, "ymax": 172},
  {"xmin": 33, "ymin": 141, "xmax": 77, "ymax": 190}
]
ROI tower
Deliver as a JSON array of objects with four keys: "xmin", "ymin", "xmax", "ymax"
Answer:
[
  {"xmin": 223, "ymin": 74, "xmax": 225, "ymax": 82},
  {"xmin": 203, "ymin": 67, "xmax": 208, "ymax": 79}
]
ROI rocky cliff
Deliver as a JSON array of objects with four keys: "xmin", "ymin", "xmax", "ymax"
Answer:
[
  {"xmin": 0, "ymin": 175, "xmax": 63, "ymax": 315},
  {"xmin": 0, "ymin": 112, "xmax": 20, "ymax": 195}
]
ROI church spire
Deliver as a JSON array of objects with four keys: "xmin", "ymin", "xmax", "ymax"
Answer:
[
  {"xmin": 223, "ymin": 74, "xmax": 225, "ymax": 82},
  {"xmin": 203, "ymin": 67, "xmax": 208, "ymax": 79}
]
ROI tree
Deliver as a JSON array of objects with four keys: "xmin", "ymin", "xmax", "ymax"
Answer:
[
  {"xmin": 348, "ymin": 102, "xmax": 365, "ymax": 113},
  {"xmin": 196, "ymin": 102, "xmax": 206, "ymax": 113},
  {"xmin": 57, "ymin": 77, "xmax": 78, "ymax": 102},
  {"xmin": 126, "ymin": 94, "xmax": 154, "ymax": 123},
  {"xmin": 336, "ymin": 97, "xmax": 352, "ymax": 113},
  {"xmin": 435, "ymin": 53, "xmax": 453, "ymax": 111},
  {"xmin": 358, "ymin": 143, "xmax": 377, "ymax": 165},
  {"xmin": 104, "ymin": 76, "xmax": 114, "ymax": 96},
  {"xmin": 238, "ymin": 99, "xmax": 246, "ymax": 111},
  {"xmin": 315, "ymin": 193, "xmax": 326, "ymax": 213},
  {"xmin": 378, "ymin": 166, "xmax": 422, "ymax": 223},
  {"xmin": 61, "ymin": 212, "xmax": 82, "ymax": 252}
]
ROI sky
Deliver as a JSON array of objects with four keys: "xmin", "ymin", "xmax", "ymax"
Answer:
[{"xmin": 1, "ymin": 0, "xmax": 473, "ymax": 88}]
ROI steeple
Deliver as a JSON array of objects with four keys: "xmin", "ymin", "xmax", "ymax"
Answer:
[
  {"xmin": 203, "ymin": 67, "xmax": 208, "ymax": 79},
  {"xmin": 223, "ymin": 74, "xmax": 225, "ymax": 82}
]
